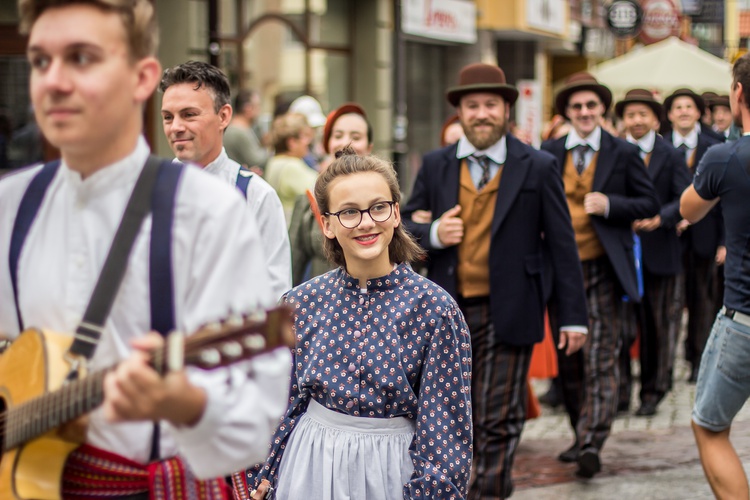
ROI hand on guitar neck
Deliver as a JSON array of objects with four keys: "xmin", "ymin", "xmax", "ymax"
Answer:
[{"xmin": 103, "ymin": 332, "xmax": 207, "ymax": 427}]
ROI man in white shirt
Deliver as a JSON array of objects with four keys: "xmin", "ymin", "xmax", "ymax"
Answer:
[
  {"xmin": 159, "ymin": 61, "xmax": 292, "ymax": 303},
  {"xmin": 1, "ymin": 1, "xmax": 290, "ymax": 497}
]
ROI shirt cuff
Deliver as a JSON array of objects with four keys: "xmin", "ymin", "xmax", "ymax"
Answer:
[
  {"xmin": 603, "ymin": 197, "xmax": 610, "ymax": 219},
  {"xmin": 560, "ymin": 325, "xmax": 588, "ymax": 334},
  {"xmin": 430, "ymin": 220, "xmax": 446, "ymax": 249}
]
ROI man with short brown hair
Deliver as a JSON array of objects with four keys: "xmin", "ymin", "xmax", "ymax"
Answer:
[{"xmin": 1, "ymin": 1, "xmax": 290, "ymax": 497}]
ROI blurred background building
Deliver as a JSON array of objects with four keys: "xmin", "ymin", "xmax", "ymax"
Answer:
[{"xmin": 0, "ymin": 0, "xmax": 747, "ymax": 188}]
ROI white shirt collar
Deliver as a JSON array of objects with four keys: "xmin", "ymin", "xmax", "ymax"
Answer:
[
  {"xmin": 565, "ymin": 126, "xmax": 601, "ymax": 151},
  {"xmin": 456, "ymin": 135, "xmax": 507, "ymax": 164},
  {"xmin": 673, "ymin": 127, "xmax": 699, "ymax": 149},
  {"xmin": 626, "ymin": 129, "xmax": 656, "ymax": 154},
  {"xmin": 61, "ymin": 135, "xmax": 150, "ymax": 197}
]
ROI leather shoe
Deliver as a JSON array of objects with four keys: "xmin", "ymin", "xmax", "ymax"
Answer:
[
  {"xmin": 538, "ymin": 387, "xmax": 562, "ymax": 408},
  {"xmin": 635, "ymin": 401, "xmax": 657, "ymax": 417},
  {"xmin": 576, "ymin": 447, "xmax": 601, "ymax": 478},
  {"xmin": 558, "ymin": 442, "xmax": 579, "ymax": 463}
]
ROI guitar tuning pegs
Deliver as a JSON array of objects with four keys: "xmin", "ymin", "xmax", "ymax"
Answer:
[
  {"xmin": 221, "ymin": 341, "xmax": 243, "ymax": 359},
  {"xmin": 204, "ymin": 321, "xmax": 222, "ymax": 332},
  {"xmin": 247, "ymin": 310, "xmax": 267, "ymax": 323},
  {"xmin": 243, "ymin": 334, "xmax": 267, "ymax": 351},
  {"xmin": 199, "ymin": 348, "xmax": 222, "ymax": 367},
  {"xmin": 225, "ymin": 314, "xmax": 244, "ymax": 328}
]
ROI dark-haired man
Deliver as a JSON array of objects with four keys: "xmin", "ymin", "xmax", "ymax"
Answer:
[
  {"xmin": 542, "ymin": 72, "xmax": 659, "ymax": 478},
  {"xmin": 160, "ymin": 61, "xmax": 291, "ymax": 302},
  {"xmin": 682, "ymin": 52, "xmax": 750, "ymax": 500},
  {"xmin": 224, "ymin": 89, "xmax": 268, "ymax": 172},
  {"xmin": 0, "ymin": 1, "xmax": 290, "ymax": 497},
  {"xmin": 403, "ymin": 62, "xmax": 588, "ymax": 499}
]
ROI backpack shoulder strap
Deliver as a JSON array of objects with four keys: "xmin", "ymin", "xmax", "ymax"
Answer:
[
  {"xmin": 149, "ymin": 160, "xmax": 185, "ymax": 336},
  {"xmin": 236, "ymin": 167, "xmax": 253, "ymax": 200},
  {"xmin": 9, "ymin": 161, "xmax": 61, "ymax": 331}
]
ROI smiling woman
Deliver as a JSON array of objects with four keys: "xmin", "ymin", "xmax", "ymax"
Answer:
[{"xmin": 244, "ymin": 147, "xmax": 474, "ymax": 500}]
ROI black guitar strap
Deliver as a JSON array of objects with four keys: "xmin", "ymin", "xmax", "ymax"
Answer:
[{"xmin": 68, "ymin": 156, "xmax": 162, "ymax": 359}]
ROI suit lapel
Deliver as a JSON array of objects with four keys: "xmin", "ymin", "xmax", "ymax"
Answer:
[
  {"xmin": 647, "ymin": 139, "xmax": 667, "ymax": 181},
  {"xmin": 443, "ymin": 146, "xmax": 461, "ymax": 209},
  {"xmin": 593, "ymin": 131, "xmax": 617, "ymax": 191},
  {"xmin": 491, "ymin": 136, "xmax": 529, "ymax": 235}
]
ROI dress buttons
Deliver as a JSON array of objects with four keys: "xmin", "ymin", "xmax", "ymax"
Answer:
[
  {"xmin": 348, "ymin": 363, "xmax": 356, "ymax": 372},
  {"xmin": 354, "ymin": 330, "xmax": 362, "ymax": 339},
  {"xmin": 346, "ymin": 400, "xmax": 354, "ymax": 409}
]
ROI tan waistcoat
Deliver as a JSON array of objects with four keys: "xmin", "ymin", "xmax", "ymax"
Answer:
[
  {"xmin": 457, "ymin": 158, "xmax": 502, "ymax": 297},
  {"xmin": 563, "ymin": 151, "xmax": 605, "ymax": 261}
]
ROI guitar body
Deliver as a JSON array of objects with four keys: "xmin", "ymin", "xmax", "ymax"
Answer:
[{"xmin": 0, "ymin": 329, "xmax": 84, "ymax": 500}]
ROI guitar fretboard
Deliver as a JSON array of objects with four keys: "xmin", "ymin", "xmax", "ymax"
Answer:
[{"xmin": 2, "ymin": 369, "xmax": 110, "ymax": 451}]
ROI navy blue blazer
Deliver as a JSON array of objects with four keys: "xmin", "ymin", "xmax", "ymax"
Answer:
[
  {"xmin": 541, "ymin": 130, "xmax": 660, "ymax": 301},
  {"xmin": 638, "ymin": 136, "xmax": 692, "ymax": 276},
  {"xmin": 402, "ymin": 134, "xmax": 588, "ymax": 347},
  {"xmin": 665, "ymin": 130, "xmax": 723, "ymax": 259}
]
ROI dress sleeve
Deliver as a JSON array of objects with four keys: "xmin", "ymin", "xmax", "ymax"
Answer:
[
  {"xmin": 245, "ymin": 302, "xmax": 310, "ymax": 492},
  {"xmin": 404, "ymin": 303, "xmax": 473, "ymax": 499}
]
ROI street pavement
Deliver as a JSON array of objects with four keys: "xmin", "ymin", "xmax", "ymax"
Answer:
[{"xmin": 513, "ymin": 340, "xmax": 750, "ymax": 499}]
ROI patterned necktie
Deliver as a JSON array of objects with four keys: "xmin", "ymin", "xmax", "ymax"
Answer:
[
  {"xmin": 473, "ymin": 155, "xmax": 491, "ymax": 190},
  {"xmin": 575, "ymin": 144, "xmax": 590, "ymax": 175}
]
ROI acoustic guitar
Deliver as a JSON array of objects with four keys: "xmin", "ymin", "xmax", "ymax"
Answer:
[{"xmin": 0, "ymin": 307, "xmax": 294, "ymax": 500}]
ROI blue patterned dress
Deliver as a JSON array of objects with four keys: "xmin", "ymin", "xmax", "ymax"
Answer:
[{"xmin": 247, "ymin": 262, "xmax": 473, "ymax": 499}]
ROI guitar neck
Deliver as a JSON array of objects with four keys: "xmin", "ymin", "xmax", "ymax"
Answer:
[{"xmin": 3, "ymin": 369, "xmax": 110, "ymax": 452}]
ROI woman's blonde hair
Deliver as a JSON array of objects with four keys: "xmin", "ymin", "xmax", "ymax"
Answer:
[{"xmin": 315, "ymin": 147, "xmax": 426, "ymax": 267}]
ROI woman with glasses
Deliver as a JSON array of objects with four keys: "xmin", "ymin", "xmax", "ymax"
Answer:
[{"xmin": 245, "ymin": 147, "xmax": 473, "ymax": 500}]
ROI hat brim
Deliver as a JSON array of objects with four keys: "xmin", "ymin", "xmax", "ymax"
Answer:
[
  {"xmin": 446, "ymin": 84, "xmax": 519, "ymax": 107},
  {"xmin": 556, "ymin": 83, "xmax": 613, "ymax": 119},
  {"xmin": 615, "ymin": 98, "xmax": 664, "ymax": 121},
  {"xmin": 664, "ymin": 92, "xmax": 705, "ymax": 116},
  {"xmin": 709, "ymin": 98, "xmax": 730, "ymax": 110}
]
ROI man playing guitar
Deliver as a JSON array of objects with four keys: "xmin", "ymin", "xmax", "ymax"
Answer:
[{"xmin": 0, "ymin": 1, "xmax": 291, "ymax": 498}]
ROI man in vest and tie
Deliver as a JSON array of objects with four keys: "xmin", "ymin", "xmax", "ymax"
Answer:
[
  {"xmin": 664, "ymin": 88, "xmax": 723, "ymax": 383},
  {"xmin": 616, "ymin": 89, "xmax": 692, "ymax": 417},
  {"xmin": 542, "ymin": 73, "xmax": 660, "ymax": 478},
  {"xmin": 403, "ymin": 63, "xmax": 588, "ymax": 499}
]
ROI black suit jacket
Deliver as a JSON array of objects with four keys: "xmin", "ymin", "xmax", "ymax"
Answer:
[
  {"xmin": 541, "ymin": 130, "xmax": 660, "ymax": 301},
  {"xmin": 638, "ymin": 136, "xmax": 692, "ymax": 276},
  {"xmin": 665, "ymin": 130, "xmax": 724, "ymax": 258},
  {"xmin": 402, "ymin": 135, "xmax": 588, "ymax": 347}
]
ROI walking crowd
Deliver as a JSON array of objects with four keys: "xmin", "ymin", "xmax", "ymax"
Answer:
[{"xmin": 2, "ymin": 1, "xmax": 750, "ymax": 499}]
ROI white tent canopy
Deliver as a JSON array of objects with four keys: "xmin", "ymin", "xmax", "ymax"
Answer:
[{"xmin": 590, "ymin": 37, "xmax": 733, "ymax": 101}]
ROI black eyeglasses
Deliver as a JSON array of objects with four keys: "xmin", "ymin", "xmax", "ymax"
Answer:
[
  {"xmin": 324, "ymin": 201, "xmax": 396, "ymax": 229},
  {"xmin": 568, "ymin": 101, "xmax": 600, "ymax": 112}
]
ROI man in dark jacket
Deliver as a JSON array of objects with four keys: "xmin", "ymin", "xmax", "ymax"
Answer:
[
  {"xmin": 541, "ymin": 72, "xmax": 660, "ymax": 478},
  {"xmin": 403, "ymin": 63, "xmax": 588, "ymax": 499}
]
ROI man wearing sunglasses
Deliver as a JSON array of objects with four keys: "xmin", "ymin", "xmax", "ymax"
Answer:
[
  {"xmin": 541, "ymin": 72, "xmax": 659, "ymax": 478},
  {"xmin": 403, "ymin": 63, "xmax": 588, "ymax": 499}
]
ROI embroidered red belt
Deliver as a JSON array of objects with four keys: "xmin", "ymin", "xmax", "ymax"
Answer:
[{"xmin": 62, "ymin": 444, "xmax": 231, "ymax": 500}]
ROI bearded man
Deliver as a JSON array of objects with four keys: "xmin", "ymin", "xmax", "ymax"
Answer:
[{"xmin": 403, "ymin": 63, "xmax": 588, "ymax": 499}]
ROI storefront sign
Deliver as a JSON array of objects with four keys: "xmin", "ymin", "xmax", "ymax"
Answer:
[
  {"xmin": 526, "ymin": 0, "xmax": 566, "ymax": 35},
  {"xmin": 639, "ymin": 0, "xmax": 681, "ymax": 45},
  {"xmin": 516, "ymin": 80, "xmax": 542, "ymax": 149},
  {"xmin": 606, "ymin": 0, "xmax": 643, "ymax": 38},
  {"xmin": 401, "ymin": 0, "xmax": 477, "ymax": 44}
]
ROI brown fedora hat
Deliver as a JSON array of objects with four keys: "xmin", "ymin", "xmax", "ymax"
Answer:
[
  {"xmin": 446, "ymin": 63, "xmax": 519, "ymax": 107},
  {"xmin": 664, "ymin": 88, "xmax": 705, "ymax": 116},
  {"xmin": 709, "ymin": 94, "xmax": 730, "ymax": 110},
  {"xmin": 555, "ymin": 72, "xmax": 612, "ymax": 119},
  {"xmin": 615, "ymin": 88, "xmax": 663, "ymax": 121}
]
